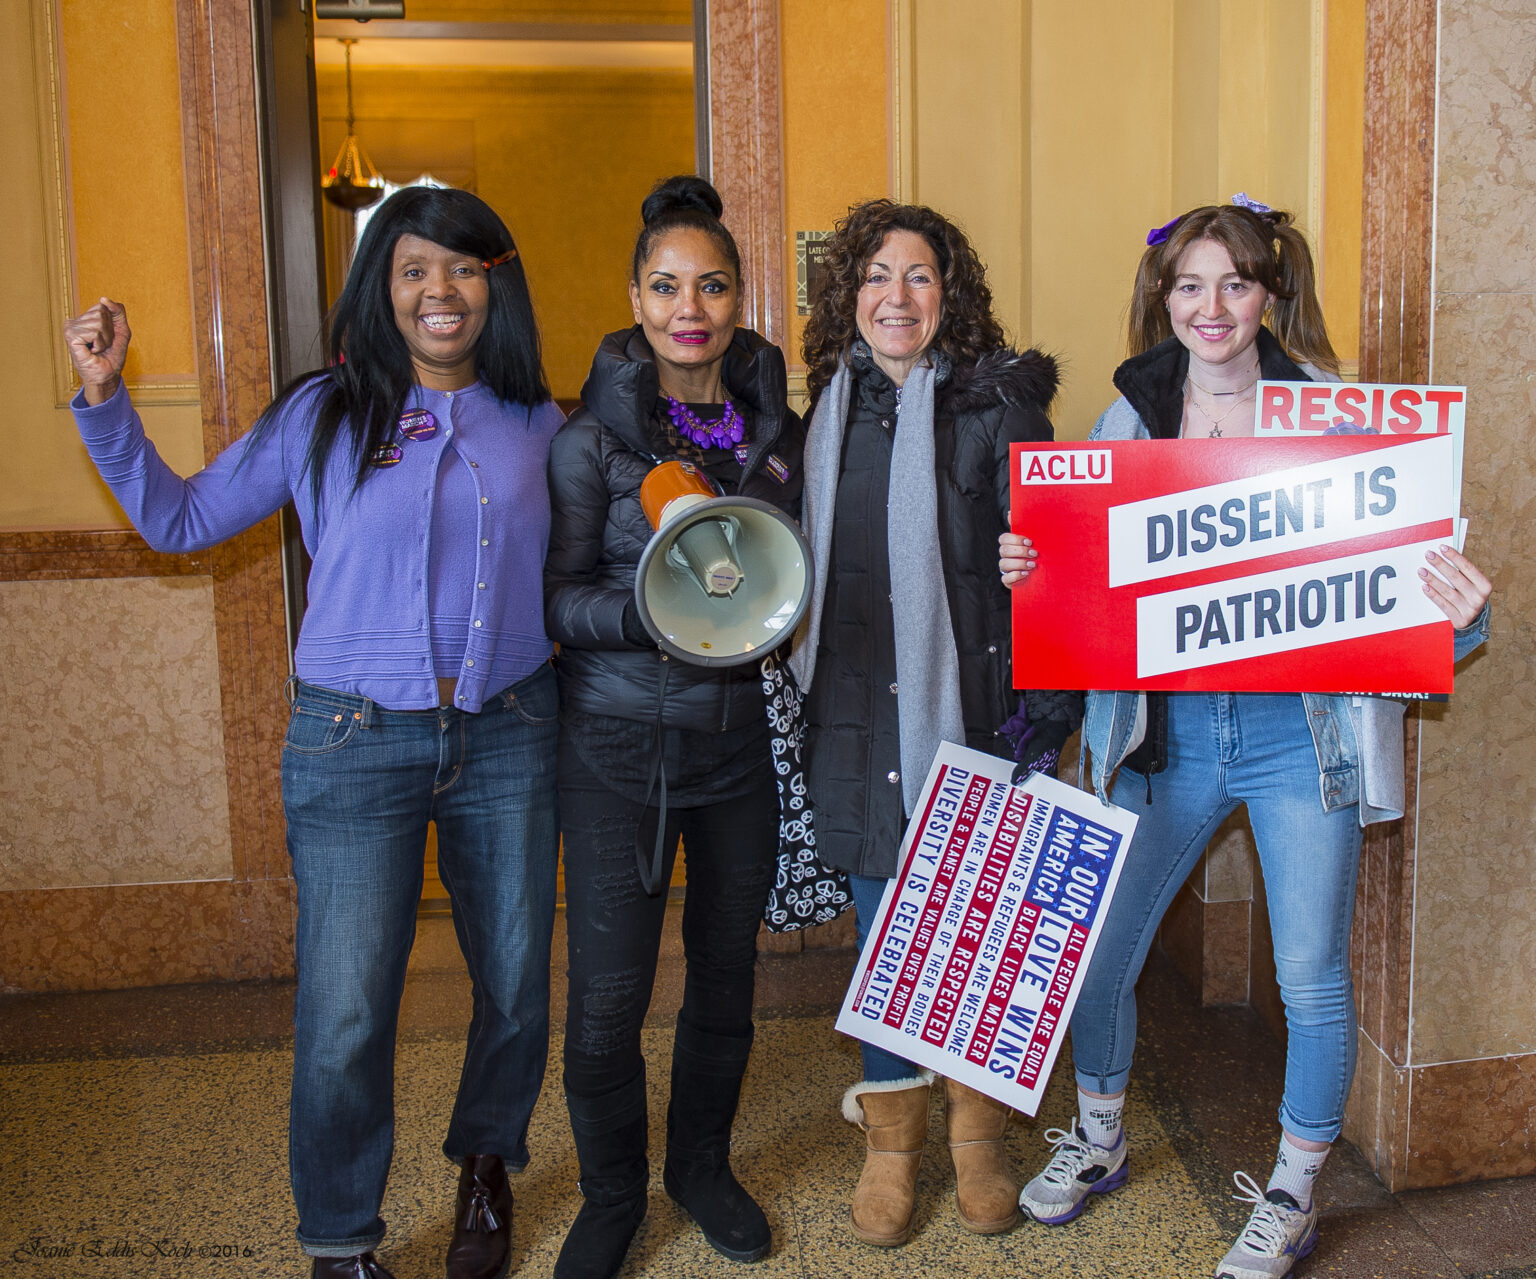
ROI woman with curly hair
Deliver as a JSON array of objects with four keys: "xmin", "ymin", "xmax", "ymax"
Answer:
[{"xmin": 791, "ymin": 199, "xmax": 1080, "ymax": 1247}]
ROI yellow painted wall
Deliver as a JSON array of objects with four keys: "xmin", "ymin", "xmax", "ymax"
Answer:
[
  {"xmin": 1026, "ymin": 1, "xmax": 1176, "ymax": 438},
  {"xmin": 1034, "ymin": 0, "xmax": 1324, "ymax": 436},
  {"xmin": 909, "ymin": 1, "xmax": 1030, "ymax": 349},
  {"xmin": 318, "ymin": 65, "xmax": 694, "ymax": 401},
  {"xmin": 780, "ymin": 0, "xmax": 890, "ymax": 371},
  {"xmin": 60, "ymin": 0, "xmax": 196, "ymax": 381},
  {"xmin": 901, "ymin": 0, "xmax": 1350, "ymax": 439},
  {"xmin": 4, "ymin": 0, "xmax": 203, "ymax": 530}
]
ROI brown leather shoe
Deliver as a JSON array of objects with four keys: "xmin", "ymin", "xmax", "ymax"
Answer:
[
  {"xmin": 446, "ymin": 1153, "xmax": 514, "ymax": 1279},
  {"xmin": 944, "ymin": 1076, "xmax": 1021, "ymax": 1233},
  {"xmin": 311, "ymin": 1255, "xmax": 394, "ymax": 1279}
]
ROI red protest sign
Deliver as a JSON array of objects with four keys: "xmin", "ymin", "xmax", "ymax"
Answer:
[{"xmin": 1010, "ymin": 435, "xmax": 1458, "ymax": 694}]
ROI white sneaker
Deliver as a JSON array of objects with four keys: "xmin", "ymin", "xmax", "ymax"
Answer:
[
  {"xmin": 1214, "ymin": 1170, "xmax": 1320, "ymax": 1278},
  {"xmin": 1018, "ymin": 1121, "xmax": 1128, "ymax": 1225}
]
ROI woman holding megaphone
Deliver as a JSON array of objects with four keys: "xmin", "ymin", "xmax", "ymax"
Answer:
[
  {"xmin": 543, "ymin": 174, "xmax": 805, "ymax": 1278},
  {"xmin": 1001, "ymin": 197, "xmax": 1491, "ymax": 1279},
  {"xmin": 793, "ymin": 198, "xmax": 1080, "ymax": 1247}
]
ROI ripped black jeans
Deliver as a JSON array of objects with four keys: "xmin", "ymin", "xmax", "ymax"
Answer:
[{"xmin": 558, "ymin": 724, "xmax": 780, "ymax": 1099}]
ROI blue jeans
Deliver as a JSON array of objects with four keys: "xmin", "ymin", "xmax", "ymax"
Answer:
[
  {"xmin": 1069, "ymin": 692, "xmax": 1361, "ymax": 1143},
  {"xmin": 850, "ymin": 873, "xmax": 924, "ymax": 1083},
  {"xmin": 281, "ymin": 666, "xmax": 559, "ymax": 1257}
]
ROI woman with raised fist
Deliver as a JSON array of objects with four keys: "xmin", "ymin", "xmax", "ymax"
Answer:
[{"xmin": 64, "ymin": 186, "xmax": 561, "ymax": 1279}]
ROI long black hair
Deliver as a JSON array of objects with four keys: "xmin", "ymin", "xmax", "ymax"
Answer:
[{"xmin": 248, "ymin": 186, "xmax": 549, "ymax": 502}]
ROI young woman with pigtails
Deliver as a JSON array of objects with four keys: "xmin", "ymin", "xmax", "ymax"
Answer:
[{"xmin": 1000, "ymin": 196, "xmax": 1492, "ymax": 1279}]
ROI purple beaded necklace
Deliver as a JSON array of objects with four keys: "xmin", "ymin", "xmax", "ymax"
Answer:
[{"xmin": 664, "ymin": 394, "xmax": 745, "ymax": 450}]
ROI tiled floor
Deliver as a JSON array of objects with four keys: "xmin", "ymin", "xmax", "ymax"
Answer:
[{"xmin": 1, "ymin": 911, "xmax": 1533, "ymax": 1279}]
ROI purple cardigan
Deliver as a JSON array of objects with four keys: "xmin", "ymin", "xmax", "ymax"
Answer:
[{"xmin": 73, "ymin": 379, "xmax": 564, "ymax": 711}]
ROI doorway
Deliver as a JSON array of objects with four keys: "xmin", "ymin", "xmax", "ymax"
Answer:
[
  {"xmin": 311, "ymin": 14, "xmax": 700, "ymax": 410},
  {"xmin": 260, "ymin": 5, "xmax": 715, "ymax": 913}
]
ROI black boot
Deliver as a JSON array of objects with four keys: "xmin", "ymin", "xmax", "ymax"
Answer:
[
  {"xmin": 662, "ymin": 1018, "xmax": 770, "ymax": 1263},
  {"xmin": 553, "ymin": 1073, "xmax": 649, "ymax": 1279}
]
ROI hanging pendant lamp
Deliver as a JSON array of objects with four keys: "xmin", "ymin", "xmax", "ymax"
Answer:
[{"xmin": 322, "ymin": 39, "xmax": 385, "ymax": 210}]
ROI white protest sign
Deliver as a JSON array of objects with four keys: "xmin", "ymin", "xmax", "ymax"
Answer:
[
  {"xmin": 1107, "ymin": 433, "xmax": 1454, "ymax": 588},
  {"xmin": 1134, "ymin": 536, "xmax": 1449, "ymax": 677},
  {"xmin": 836, "ymin": 742, "xmax": 1138, "ymax": 1115}
]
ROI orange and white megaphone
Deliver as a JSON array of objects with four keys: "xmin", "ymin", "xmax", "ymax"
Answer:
[{"xmin": 634, "ymin": 460, "xmax": 813, "ymax": 667}]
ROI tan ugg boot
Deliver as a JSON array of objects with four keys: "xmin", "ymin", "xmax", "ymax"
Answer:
[
  {"xmin": 842, "ymin": 1074, "xmax": 933, "ymax": 1246},
  {"xmin": 944, "ymin": 1076, "xmax": 1022, "ymax": 1233}
]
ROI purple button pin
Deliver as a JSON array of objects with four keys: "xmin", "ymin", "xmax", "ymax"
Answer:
[
  {"xmin": 373, "ymin": 443, "xmax": 403, "ymax": 467},
  {"xmin": 399, "ymin": 408, "xmax": 439, "ymax": 441}
]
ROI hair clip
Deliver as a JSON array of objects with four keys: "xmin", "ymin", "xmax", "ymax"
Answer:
[
  {"xmin": 1146, "ymin": 217, "xmax": 1180, "ymax": 247},
  {"xmin": 480, "ymin": 248, "xmax": 518, "ymax": 271},
  {"xmin": 1231, "ymin": 192, "xmax": 1273, "ymax": 215}
]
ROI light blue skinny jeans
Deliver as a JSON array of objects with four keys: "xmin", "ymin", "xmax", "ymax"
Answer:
[{"xmin": 1068, "ymin": 692, "xmax": 1361, "ymax": 1144}]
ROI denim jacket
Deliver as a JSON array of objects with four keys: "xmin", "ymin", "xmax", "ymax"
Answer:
[{"xmin": 1081, "ymin": 338, "xmax": 1491, "ymax": 827}]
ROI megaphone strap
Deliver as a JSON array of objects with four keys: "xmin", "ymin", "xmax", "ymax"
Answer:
[{"xmin": 634, "ymin": 655, "xmax": 673, "ymax": 897}]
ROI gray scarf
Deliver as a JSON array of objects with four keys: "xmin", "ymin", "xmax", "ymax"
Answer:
[{"xmin": 790, "ymin": 356, "xmax": 965, "ymax": 813}]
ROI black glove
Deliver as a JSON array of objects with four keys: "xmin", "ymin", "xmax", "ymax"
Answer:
[{"xmin": 1004, "ymin": 716, "xmax": 1071, "ymax": 787}]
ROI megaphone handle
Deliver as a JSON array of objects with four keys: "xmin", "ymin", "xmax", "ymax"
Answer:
[{"xmin": 634, "ymin": 656, "xmax": 672, "ymax": 897}]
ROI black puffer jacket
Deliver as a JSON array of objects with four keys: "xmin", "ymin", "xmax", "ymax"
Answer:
[
  {"xmin": 544, "ymin": 326, "xmax": 805, "ymax": 730},
  {"xmin": 804, "ymin": 346, "xmax": 1084, "ymax": 877}
]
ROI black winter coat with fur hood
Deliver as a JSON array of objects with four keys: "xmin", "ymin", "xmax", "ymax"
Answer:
[{"xmin": 803, "ymin": 344, "xmax": 1084, "ymax": 878}]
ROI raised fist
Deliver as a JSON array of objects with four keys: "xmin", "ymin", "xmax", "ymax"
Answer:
[{"xmin": 64, "ymin": 298, "xmax": 132, "ymax": 406}]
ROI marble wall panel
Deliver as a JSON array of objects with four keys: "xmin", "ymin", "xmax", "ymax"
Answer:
[
  {"xmin": 706, "ymin": 0, "xmax": 786, "ymax": 347},
  {"xmin": 175, "ymin": 0, "xmax": 290, "ymax": 887},
  {"xmin": 1343, "ymin": 0, "xmax": 1536, "ymax": 1193},
  {"xmin": 1360, "ymin": 0, "xmax": 1438, "ymax": 383},
  {"xmin": 1411, "ymin": 291, "xmax": 1536, "ymax": 1065},
  {"xmin": 1354, "ymin": 771, "xmax": 1415, "ymax": 1066},
  {"xmin": 1434, "ymin": 0, "xmax": 1536, "ymax": 293},
  {"xmin": 0, "ymin": 530, "xmax": 209, "ymax": 581},
  {"xmin": 1159, "ymin": 881, "xmax": 1207, "ymax": 996},
  {"xmin": 1200, "ymin": 899, "xmax": 1251, "ymax": 1005},
  {"xmin": 1403, "ymin": 1052, "xmax": 1536, "ymax": 1186},
  {"xmin": 1344, "ymin": 1030, "xmax": 1414, "ymax": 1186},
  {"xmin": 1199, "ymin": 814, "xmax": 1257, "ymax": 902},
  {"xmin": 0, "ymin": 577, "xmax": 232, "ymax": 891},
  {"xmin": 0, "ymin": 877, "xmax": 295, "ymax": 991},
  {"xmin": 1345, "ymin": 1028, "xmax": 1386, "ymax": 1162},
  {"xmin": 1159, "ymin": 880, "xmax": 1254, "ymax": 1007}
]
